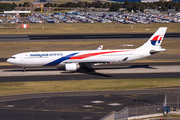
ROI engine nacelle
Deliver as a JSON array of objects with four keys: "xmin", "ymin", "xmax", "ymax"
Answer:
[
  {"xmin": 56, "ymin": 64, "xmax": 64, "ymax": 69},
  {"xmin": 65, "ymin": 63, "xmax": 79, "ymax": 71}
]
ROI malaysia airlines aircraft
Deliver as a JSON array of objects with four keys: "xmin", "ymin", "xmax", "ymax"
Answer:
[{"xmin": 7, "ymin": 27, "xmax": 167, "ymax": 72}]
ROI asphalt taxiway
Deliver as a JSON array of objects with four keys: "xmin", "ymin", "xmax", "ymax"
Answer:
[
  {"xmin": 0, "ymin": 62, "xmax": 180, "ymax": 82},
  {"xmin": 0, "ymin": 88, "xmax": 180, "ymax": 120},
  {"xmin": 0, "ymin": 94, "xmax": 164, "ymax": 120},
  {"xmin": 0, "ymin": 33, "xmax": 180, "ymax": 41},
  {"xmin": 0, "ymin": 72, "xmax": 180, "ymax": 82}
]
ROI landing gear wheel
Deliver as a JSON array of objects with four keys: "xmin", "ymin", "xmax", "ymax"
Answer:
[
  {"xmin": 87, "ymin": 68, "xmax": 91, "ymax": 72},
  {"xmin": 87, "ymin": 68, "xmax": 96, "ymax": 72}
]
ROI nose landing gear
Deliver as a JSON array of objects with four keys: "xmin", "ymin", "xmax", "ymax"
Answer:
[{"xmin": 23, "ymin": 67, "xmax": 26, "ymax": 72}]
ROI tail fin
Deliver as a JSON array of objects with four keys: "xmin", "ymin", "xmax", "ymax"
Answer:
[{"xmin": 137, "ymin": 27, "xmax": 167, "ymax": 50}]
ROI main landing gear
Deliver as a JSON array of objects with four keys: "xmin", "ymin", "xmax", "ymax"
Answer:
[
  {"xmin": 86, "ymin": 68, "xmax": 96, "ymax": 72},
  {"xmin": 82, "ymin": 66, "xmax": 96, "ymax": 72},
  {"xmin": 80, "ymin": 63, "xmax": 96, "ymax": 73}
]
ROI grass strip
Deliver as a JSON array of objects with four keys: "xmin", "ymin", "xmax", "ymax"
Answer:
[
  {"xmin": 1, "ymin": 39, "xmax": 180, "ymax": 58},
  {"xmin": 0, "ymin": 62, "xmax": 12, "ymax": 66},
  {"xmin": 0, "ymin": 23, "xmax": 179, "ymax": 35},
  {"xmin": 0, "ymin": 78, "xmax": 179, "ymax": 96}
]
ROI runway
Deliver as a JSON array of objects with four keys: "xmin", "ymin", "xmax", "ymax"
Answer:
[
  {"xmin": 0, "ymin": 33, "xmax": 179, "ymax": 41},
  {"xmin": 0, "ymin": 62, "xmax": 180, "ymax": 81},
  {"xmin": 0, "ymin": 73, "xmax": 180, "ymax": 82}
]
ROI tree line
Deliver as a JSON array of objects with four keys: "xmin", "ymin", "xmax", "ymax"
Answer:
[
  {"xmin": 0, "ymin": 3, "xmax": 16, "ymax": 11},
  {"xmin": 0, "ymin": 1, "xmax": 180, "ymax": 12},
  {"xmin": 44, "ymin": 1, "xmax": 180, "ymax": 12}
]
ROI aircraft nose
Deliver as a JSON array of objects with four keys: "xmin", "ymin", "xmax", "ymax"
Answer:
[
  {"xmin": 7, "ymin": 58, "xmax": 14, "ymax": 64},
  {"xmin": 7, "ymin": 58, "xmax": 11, "ymax": 63}
]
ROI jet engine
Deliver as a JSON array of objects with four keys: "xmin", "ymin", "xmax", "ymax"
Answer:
[{"xmin": 65, "ymin": 63, "xmax": 80, "ymax": 71}]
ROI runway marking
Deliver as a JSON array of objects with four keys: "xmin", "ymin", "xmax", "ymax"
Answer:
[
  {"xmin": 108, "ymin": 103, "xmax": 122, "ymax": 106},
  {"xmin": 0, "ymin": 107, "xmax": 109, "ymax": 113},
  {"xmin": 104, "ymin": 95, "xmax": 110, "ymax": 97},
  {"xmin": 85, "ymin": 109, "xmax": 94, "ymax": 112},
  {"xmin": 83, "ymin": 105, "xmax": 92, "ymax": 108},
  {"xmin": 58, "ymin": 107, "xmax": 80, "ymax": 112},
  {"xmin": 100, "ymin": 94, "xmax": 164, "ymax": 106},
  {"xmin": 42, "ymin": 96, "xmax": 106, "ymax": 112},
  {"xmin": 83, "ymin": 117, "xmax": 93, "ymax": 119},
  {"xmin": 91, "ymin": 100, "xmax": 104, "ymax": 104},
  {"xmin": 122, "ymin": 95, "xmax": 136, "ymax": 98},
  {"xmin": 132, "ymin": 95, "xmax": 140, "ymax": 97},
  {"xmin": 91, "ymin": 106, "xmax": 104, "ymax": 109},
  {"xmin": 4, "ymin": 105, "xmax": 15, "ymax": 108},
  {"xmin": 42, "ymin": 96, "xmax": 82, "ymax": 112},
  {"xmin": 83, "ymin": 105, "xmax": 104, "ymax": 109},
  {"xmin": 43, "ymin": 110, "xmax": 50, "ymax": 111},
  {"xmin": 34, "ymin": 94, "xmax": 165, "ymax": 114}
]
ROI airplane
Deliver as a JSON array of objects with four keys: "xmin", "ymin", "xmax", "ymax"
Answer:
[
  {"xmin": 7, "ymin": 27, "xmax": 167, "ymax": 72},
  {"xmin": 95, "ymin": 45, "xmax": 103, "ymax": 50}
]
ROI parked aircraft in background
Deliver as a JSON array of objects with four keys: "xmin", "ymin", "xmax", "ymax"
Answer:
[
  {"xmin": 95, "ymin": 45, "xmax": 103, "ymax": 50},
  {"xmin": 7, "ymin": 27, "xmax": 167, "ymax": 72}
]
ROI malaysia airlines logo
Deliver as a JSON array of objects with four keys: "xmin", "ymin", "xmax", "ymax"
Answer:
[{"xmin": 151, "ymin": 35, "xmax": 164, "ymax": 46}]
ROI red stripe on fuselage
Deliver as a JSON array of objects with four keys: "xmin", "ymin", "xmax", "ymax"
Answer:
[{"xmin": 70, "ymin": 50, "xmax": 133, "ymax": 60}]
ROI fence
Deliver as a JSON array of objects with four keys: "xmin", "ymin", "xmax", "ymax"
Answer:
[
  {"xmin": 101, "ymin": 105, "xmax": 163, "ymax": 120},
  {"xmin": 101, "ymin": 93, "xmax": 180, "ymax": 120},
  {"xmin": 128, "ymin": 105, "xmax": 163, "ymax": 117},
  {"xmin": 166, "ymin": 93, "xmax": 180, "ymax": 110},
  {"xmin": 114, "ymin": 107, "xmax": 129, "ymax": 120}
]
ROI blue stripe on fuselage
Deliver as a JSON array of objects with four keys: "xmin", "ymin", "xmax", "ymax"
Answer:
[{"xmin": 44, "ymin": 52, "xmax": 78, "ymax": 66}]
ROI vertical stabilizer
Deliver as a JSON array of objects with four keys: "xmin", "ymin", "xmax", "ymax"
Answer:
[{"xmin": 137, "ymin": 27, "xmax": 167, "ymax": 50}]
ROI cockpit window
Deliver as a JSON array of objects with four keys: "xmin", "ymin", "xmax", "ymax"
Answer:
[{"xmin": 10, "ymin": 57, "xmax": 15, "ymax": 59}]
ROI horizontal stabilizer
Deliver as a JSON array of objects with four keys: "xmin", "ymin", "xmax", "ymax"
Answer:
[{"xmin": 150, "ymin": 48, "xmax": 166, "ymax": 55}]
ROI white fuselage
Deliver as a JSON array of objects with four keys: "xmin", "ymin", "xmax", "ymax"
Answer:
[{"xmin": 7, "ymin": 49, "xmax": 151, "ymax": 67}]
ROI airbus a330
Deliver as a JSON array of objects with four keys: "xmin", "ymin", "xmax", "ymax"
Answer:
[{"xmin": 7, "ymin": 27, "xmax": 167, "ymax": 72}]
